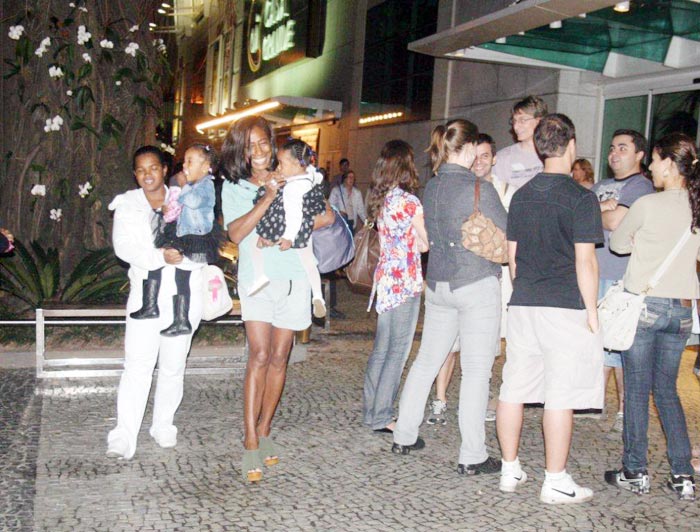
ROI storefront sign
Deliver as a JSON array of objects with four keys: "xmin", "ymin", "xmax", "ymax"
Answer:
[{"xmin": 242, "ymin": 0, "xmax": 325, "ymax": 84}]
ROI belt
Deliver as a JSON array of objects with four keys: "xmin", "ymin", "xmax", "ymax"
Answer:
[{"xmin": 680, "ymin": 299, "xmax": 692, "ymax": 308}]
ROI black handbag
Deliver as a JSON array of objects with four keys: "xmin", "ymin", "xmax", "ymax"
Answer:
[{"xmin": 312, "ymin": 207, "xmax": 355, "ymax": 274}]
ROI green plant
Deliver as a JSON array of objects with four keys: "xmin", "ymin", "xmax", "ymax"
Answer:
[{"xmin": 0, "ymin": 238, "xmax": 127, "ymax": 311}]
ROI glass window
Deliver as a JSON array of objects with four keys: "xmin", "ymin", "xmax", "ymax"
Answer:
[
  {"xmin": 361, "ymin": 0, "xmax": 438, "ymax": 123},
  {"xmin": 599, "ymin": 96, "xmax": 647, "ymax": 178},
  {"xmin": 599, "ymin": 90, "xmax": 700, "ymax": 179}
]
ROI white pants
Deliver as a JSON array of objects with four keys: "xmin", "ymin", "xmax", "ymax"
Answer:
[
  {"xmin": 394, "ymin": 277, "xmax": 501, "ymax": 465},
  {"xmin": 108, "ymin": 266, "xmax": 202, "ymax": 459}
]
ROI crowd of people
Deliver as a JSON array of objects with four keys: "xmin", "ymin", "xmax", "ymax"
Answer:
[{"xmin": 81, "ymin": 91, "xmax": 700, "ymax": 504}]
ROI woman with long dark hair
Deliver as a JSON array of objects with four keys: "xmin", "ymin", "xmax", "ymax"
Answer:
[
  {"xmin": 391, "ymin": 120, "xmax": 507, "ymax": 475},
  {"xmin": 220, "ymin": 116, "xmax": 332, "ymax": 482},
  {"xmin": 605, "ymin": 133, "xmax": 700, "ymax": 501},
  {"xmin": 363, "ymin": 140, "xmax": 429, "ymax": 434}
]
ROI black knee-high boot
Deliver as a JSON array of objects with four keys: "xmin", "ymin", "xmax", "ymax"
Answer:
[
  {"xmin": 160, "ymin": 294, "xmax": 192, "ymax": 337},
  {"xmin": 130, "ymin": 278, "xmax": 161, "ymax": 319}
]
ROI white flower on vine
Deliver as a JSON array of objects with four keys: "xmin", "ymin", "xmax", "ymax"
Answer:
[
  {"xmin": 160, "ymin": 143, "xmax": 176, "ymax": 155},
  {"xmin": 31, "ymin": 184, "xmax": 46, "ymax": 196},
  {"xmin": 153, "ymin": 38, "xmax": 167, "ymax": 55},
  {"xmin": 43, "ymin": 115, "xmax": 64, "ymax": 132},
  {"xmin": 8, "ymin": 26, "xmax": 24, "ymax": 40},
  {"xmin": 77, "ymin": 25, "xmax": 91, "ymax": 45},
  {"xmin": 50, "ymin": 209, "xmax": 63, "ymax": 221},
  {"xmin": 35, "ymin": 37, "xmax": 51, "ymax": 57},
  {"xmin": 69, "ymin": 2, "xmax": 75, "ymax": 7},
  {"xmin": 99, "ymin": 39, "xmax": 114, "ymax": 49},
  {"xmin": 78, "ymin": 181, "xmax": 93, "ymax": 198},
  {"xmin": 49, "ymin": 66, "xmax": 64, "ymax": 78},
  {"xmin": 124, "ymin": 42, "xmax": 139, "ymax": 57},
  {"xmin": 115, "ymin": 80, "xmax": 122, "ymax": 86},
  {"xmin": 82, "ymin": 52, "xmax": 91, "ymax": 63},
  {"xmin": 66, "ymin": 89, "xmax": 73, "ymax": 96},
  {"xmin": 78, "ymin": 6, "xmax": 88, "ymax": 12},
  {"xmin": 129, "ymin": 25, "xmax": 139, "ymax": 33}
]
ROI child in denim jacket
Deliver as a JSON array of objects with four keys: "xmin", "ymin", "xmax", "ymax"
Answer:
[{"xmin": 131, "ymin": 143, "xmax": 219, "ymax": 336}]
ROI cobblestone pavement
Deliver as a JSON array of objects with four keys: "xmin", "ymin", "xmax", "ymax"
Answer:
[{"xmin": 1, "ymin": 283, "xmax": 700, "ymax": 531}]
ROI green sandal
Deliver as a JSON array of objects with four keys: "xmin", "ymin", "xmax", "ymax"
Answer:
[
  {"xmin": 259, "ymin": 436, "xmax": 280, "ymax": 466},
  {"xmin": 242, "ymin": 449, "xmax": 263, "ymax": 482}
]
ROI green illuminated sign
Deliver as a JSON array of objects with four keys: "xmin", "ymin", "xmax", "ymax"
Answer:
[{"xmin": 242, "ymin": 0, "xmax": 325, "ymax": 84}]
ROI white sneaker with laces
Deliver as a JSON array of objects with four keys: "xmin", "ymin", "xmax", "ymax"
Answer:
[
  {"xmin": 612, "ymin": 411, "xmax": 624, "ymax": 432},
  {"xmin": 540, "ymin": 473, "xmax": 593, "ymax": 504},
  {"xmin": 426, "ymin": 399, "xmax": 447, "ymax": 425},
  {"xmin": 500, "ymin": 459, "xmax": 527, "ymax": 492}
]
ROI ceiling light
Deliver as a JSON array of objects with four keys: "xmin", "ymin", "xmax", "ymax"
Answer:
[
  {"xmin": 495, "ymin": 37, "xmax": 507, "ymax": 44},
  {"xmin": 161, "ymin": 2, "xmax": 172, "ymax": 7},
  {"xmin": 549, "ymin": 20, "xmax": 562, "ymax": 29},
  {"xmin": 157, "ymin": 8, "xmax": 166, "ymax": 14},
  {"xmin": 148, "ymin": 22, "xmax": 157, "ymax": 28},
  {"xmin": 196, "ymin": 101, "xmax": 282, "ymax": 133},
  {"xmin": 358, "ymin": 111, "xmax": 404, "ymax": 125},
  {"xmin": 614, "ymin": 2, "xmax": 630, "ymax": 12}
]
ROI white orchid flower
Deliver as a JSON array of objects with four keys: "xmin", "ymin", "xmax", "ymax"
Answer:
[
  {"xmin": 44, "ymin": 115, "xmax": 63, "ymax": 132},
  {"xmin": 79, "ymin": 6, "xmax": 88, "ymax": 12},
  {"xmin": 129, "ymin": 25, "xmax": 139, "ymax": 33},
  {"xmin": 34, "ymin": 37, "xmax": 51, "ymax": 57},
  {"xmin": 66, "ymin": 89, "xmax": 73, "ymax": 96},
  {"xmin": 49, "ymin": 66, "xmax": 64, "ymax": 78},
  {"xmin": 82, "ymin": 52, "xmax": 91, "ymax": 63},
  {"xmin": 99, "ymin": 39, "xmax": 114, "ymax": 49},
  {"xmin": 31, "ymin": 184, "xmax": 46, "ymax": 196},
  {"xmin": 8, "ymin": 25, "xmax": 24, "ymax": 40},
  {"xmin": 78, "ymin": 181, "xmax": 93, "ymax": 198},
  {"xmin": 77, "ymin": 25, "xmax": 91, "ymax": 45},
  {"xmin": 50, "ymin": 208, "xmax": 63, "ymax": 221},
  {"xmin": 124, "ymin": 42, "xmax": 139, "ymax": 57}
]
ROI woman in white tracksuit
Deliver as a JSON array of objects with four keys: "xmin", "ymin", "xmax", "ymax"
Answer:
[{"xmin": 106, "ymin": 145, "xmax": 204, "ymax": 460}]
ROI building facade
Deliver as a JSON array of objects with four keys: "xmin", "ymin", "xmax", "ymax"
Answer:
[{"xmin": 167, "ymin": 0, "xmax": 700, "ymax": 189}]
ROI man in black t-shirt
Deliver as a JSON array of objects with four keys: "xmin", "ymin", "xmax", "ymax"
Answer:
[{"xmin": 496, "ymin": 114, "xmax": 605, "ymax": 505}]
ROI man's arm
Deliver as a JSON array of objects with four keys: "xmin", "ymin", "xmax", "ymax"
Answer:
[
  {"xmin": 575, "ymin": 242, "xmax": 599, "ymax": 333},
  {"xmin": 507, "ymin": 240, "xmax": 517, "ymax": 282},
  {"xmin": 601, "ymin": 205, "xmax": 628, "ymax": 231}
]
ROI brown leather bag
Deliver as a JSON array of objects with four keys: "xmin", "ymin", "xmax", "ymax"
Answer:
[
  {"xmin": 461, "ymin": 178, "xmax": 508, "ymax": 263},
  {"xmin": 346, "ymin": 221, "xmax": 381, "ymax": 292}
]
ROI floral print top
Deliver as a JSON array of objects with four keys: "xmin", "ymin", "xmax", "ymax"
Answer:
[{"xmin": 372, "ymin": 187, "xmax": 424, "ymax": 314}]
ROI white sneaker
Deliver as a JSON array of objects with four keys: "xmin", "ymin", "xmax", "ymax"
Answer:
[
  {"xmin": 426, "ymin": 399, "xmax": 447, "ymax": 425},
  {"xmin": 247, "ymin": 275, "xmax": 270, "ymax": 296},
  {"xmin": 500, "ymin": 461, "xmax": 528, "ymax": 492},
  {"xmin": 106, "ymin": 435, "xmax": 131, "ymax": 459},
  {"xmin": 150, "ymin": 427, "xmax": 177, "ymax": 449},
  {"xmin": 612, "ymin": 411, "xmax": 624, "ymax": 433},
  {"xmin": 313, "ymin": 298, "xmax": 326, "ymax": 318},
  {"xmin": 540, "ymin": 473, "xmax": 593, "ymax": 504}
]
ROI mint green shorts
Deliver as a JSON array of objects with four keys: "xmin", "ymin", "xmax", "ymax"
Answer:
[{"xmin": 238, "ymin": 278, "xmax": 311, "ymax": 331}]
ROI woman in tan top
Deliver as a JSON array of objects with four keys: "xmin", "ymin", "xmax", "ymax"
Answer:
[{"xmin": 605, "ymin": 133, "xmax": 700, "ymax": 501}]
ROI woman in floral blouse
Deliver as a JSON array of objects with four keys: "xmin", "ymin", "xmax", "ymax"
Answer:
[{"xmin": 362, "ymin": 140, "xmax": 429, "ymax": 433}]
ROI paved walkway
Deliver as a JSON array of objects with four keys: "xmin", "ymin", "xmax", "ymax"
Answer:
[{"xmin": 1, "ymin": 285, "xmax": 700, "ymax": 531}]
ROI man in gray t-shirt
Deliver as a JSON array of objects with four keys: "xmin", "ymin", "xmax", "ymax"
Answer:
[{"xmin": 591, "ymin": 129, "xmax": 654, "ymax": 429}]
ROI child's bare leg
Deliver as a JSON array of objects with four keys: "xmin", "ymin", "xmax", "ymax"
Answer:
[{"xmin": 298, "ymin": 243, "xmax": 325, "ymax": 318}]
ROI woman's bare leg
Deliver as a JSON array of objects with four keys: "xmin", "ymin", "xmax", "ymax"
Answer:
[
  {"xmin": 435, "ymin": 351, "xmax": 457, "ymax": 403},
  {"xmin": 243, "ymin": 320, "xmax": 273, "ymax": 450},
  {"xmin": 256, "ymin": 326, "xmax": 295, "ymax": 437}
]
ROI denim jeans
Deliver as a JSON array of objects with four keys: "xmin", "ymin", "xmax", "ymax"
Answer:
[
  {"xmin": 363, "ymin": 294, "xmax": 421, "ymax": 430},
  {"xmin": 622, "ymin": 296, "xmax": 694, "ymax": 475},
  {"xmin": 394, "ymin": 277, "xmax": 500, "ymax": 465}
]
